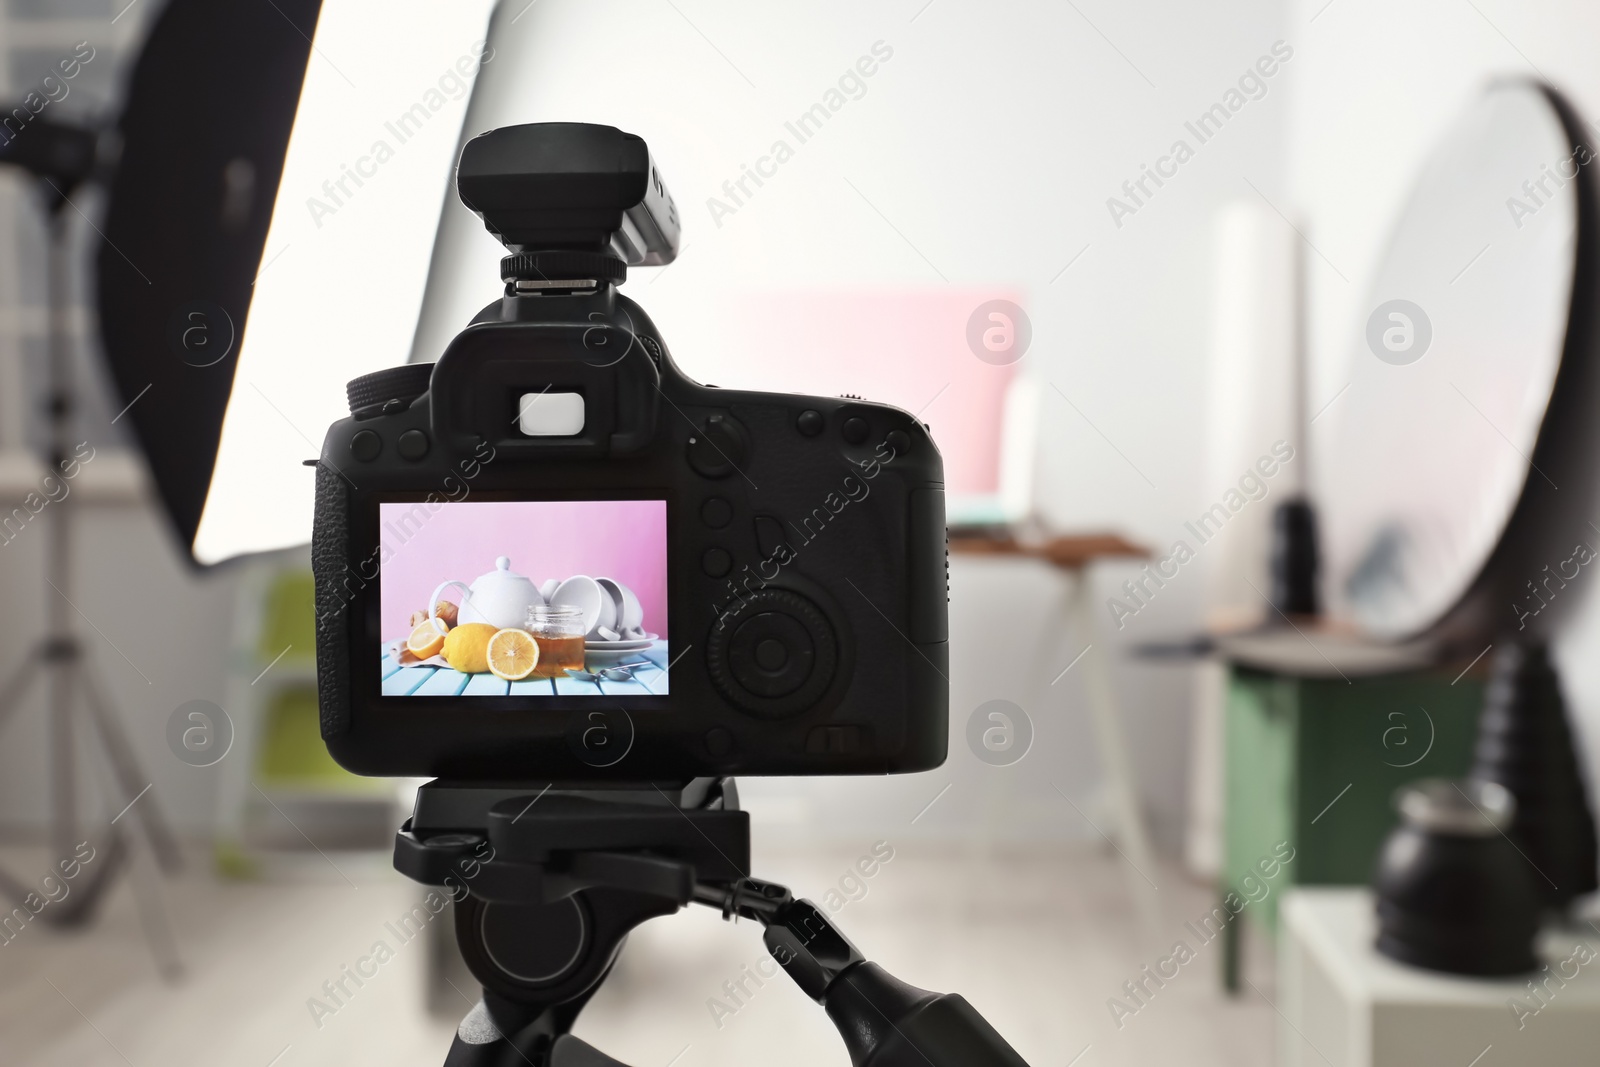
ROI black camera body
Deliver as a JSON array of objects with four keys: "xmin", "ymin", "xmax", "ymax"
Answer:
[{"xmin": 312, "ymin": 124, "xmax": 949, "ymax": 781}]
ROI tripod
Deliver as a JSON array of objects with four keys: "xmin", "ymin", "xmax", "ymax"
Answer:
[
  {"xmin": 397, "ymin": 779, "xmax": 1032, "ymax": 1067},
  {"xmin": 0, "ymin": 182, "xmax": 182, "ymax": 975}
]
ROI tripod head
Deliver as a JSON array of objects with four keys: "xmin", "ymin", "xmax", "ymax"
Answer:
[{"xmin": 397, "ymin": 781, "xmax": 1031, "ymax": 1067}]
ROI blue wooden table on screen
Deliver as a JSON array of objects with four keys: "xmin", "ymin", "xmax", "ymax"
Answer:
[{"xmin": 380, "ymin": 641, "xmax": 671, "ymax": 697}]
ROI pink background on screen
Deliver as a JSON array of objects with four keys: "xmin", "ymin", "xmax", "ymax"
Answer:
[
  {"xmin": 379, "ymin": 500, "xmax": 668, "ymax": 642},
  {"xmin": 722, "ymin": 289, "xmax": 1020, "ymax": 495}
]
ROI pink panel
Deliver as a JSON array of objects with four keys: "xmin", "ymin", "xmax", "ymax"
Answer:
[
  {"xmin": 721, "ymin": 289, "xmax": 1020, "ymax": 496},
  {"xmin": 378, "ymin": 500, "xmax": 668, "ymax": 642}
]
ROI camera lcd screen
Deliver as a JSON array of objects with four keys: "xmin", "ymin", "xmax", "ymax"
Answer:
[{"xmin": 378, "ymin": 499, "xmax": 669, "ymax": 697}]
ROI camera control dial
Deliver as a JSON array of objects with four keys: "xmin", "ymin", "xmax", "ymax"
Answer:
[{"xmin": 707, "ymin": 589, "xmax": 837, "ymax": 718}]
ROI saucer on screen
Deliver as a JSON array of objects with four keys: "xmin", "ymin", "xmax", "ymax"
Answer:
[{"xmin": 584, "ymin": 634, "xmax": 658, "ymax": 653}]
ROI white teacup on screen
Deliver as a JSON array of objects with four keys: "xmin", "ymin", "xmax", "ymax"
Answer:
[
  {"xmin": 549, "ymin": 576, "xmax": 616, "ymax": 639},
  {"xmin": 596, "ymin": 577, "xmax": 645, "ymax": 634}
]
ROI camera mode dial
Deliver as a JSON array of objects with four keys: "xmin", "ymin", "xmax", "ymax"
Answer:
[
  {"xmin": 346, "ymin": 363, "xmax": 434, "ymax": 417},
  {"xmin": 707, "ymin": 589, "xmax": 837, "ymax": 718}
]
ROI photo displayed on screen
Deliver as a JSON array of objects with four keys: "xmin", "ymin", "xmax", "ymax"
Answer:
[{"xmin": 379, "ymin": 500, "xmax": 669, "ymax": 697}]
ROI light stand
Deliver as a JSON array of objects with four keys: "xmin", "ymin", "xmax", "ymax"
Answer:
[{"xmin": 0, "ymin": 118, "xmax": 182, "ymax": 977}]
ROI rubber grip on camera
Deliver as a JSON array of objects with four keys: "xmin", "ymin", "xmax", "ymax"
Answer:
[{"xmin": 312, "ymin": 463, "xmax": 352, "ymax": 739}]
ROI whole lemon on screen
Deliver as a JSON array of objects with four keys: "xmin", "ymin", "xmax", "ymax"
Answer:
[{"xmin": 442, "ymin": 623, "xmax": 497, "ymax": 674}]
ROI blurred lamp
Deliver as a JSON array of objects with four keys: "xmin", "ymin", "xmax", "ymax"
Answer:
[{"xmin": 96, "ymin": 0, "xmax": 494, "ymax": 565}]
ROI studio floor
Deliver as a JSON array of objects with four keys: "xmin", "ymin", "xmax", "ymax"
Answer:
[{"xmin": 0, "ymin": 840, "xmax": 1275, "ymax": 1067}]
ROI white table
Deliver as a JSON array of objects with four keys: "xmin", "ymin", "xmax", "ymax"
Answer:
[{"xmin": 1280, "ymin": 888, "xmax": 1600, "ymax": 1067}]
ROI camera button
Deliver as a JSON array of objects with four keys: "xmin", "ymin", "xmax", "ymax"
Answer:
[
  {"xmin": 704, "ymin": 727, "xmax": 734, "ymax": 758},
  {"xmin": 397, "ymin": 429, "xmax": 431, "ymax": 461},
  {"xmin": 687, "ymin": 414, "xmax": 749, "ymax": 478},
  {"xmin": 701, "ymin": 498, "xmax": 732, "ymax": 528},
  {"xmin": 842, "ymin": 417, "xmax": 869, "ymax": 444},
  {"xmin": 796, "ymin": 409, "xmax": 824, "ymax": 436},
  {"xmin": 729, "ymin": 614, "xmax": 814, "ymax": 699},
  {"xmin": 702, "ymin": 548, "xmax": 732, "ymax": 577},
  {"xmin": 885, "ymin": 429, "xmax": 910, "ymax": 456},
  {"xmin": 755, "ymin": 638, "xmax": 788, "ymax": 671},
  {"xmin": 350, "ymin": 430, "xmax": 382, "ymax": 462}
]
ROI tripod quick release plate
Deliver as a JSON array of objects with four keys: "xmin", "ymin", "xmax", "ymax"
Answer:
[{"xmin": 395, "ymin": 786, "xmax": 749, "ymax": 906}]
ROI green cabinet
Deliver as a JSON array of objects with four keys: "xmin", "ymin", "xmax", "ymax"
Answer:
[{"xmin": 1220, "ymin": 665, "xmax": 1485, "ymax": 989}]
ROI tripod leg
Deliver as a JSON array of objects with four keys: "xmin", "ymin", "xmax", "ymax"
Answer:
[
  {"xmin": 440, "ymin": 993, "xmax": 637, "ymax": 1067},
  {"xmin": 0, "ymin": 863, "xmax": 39, "ymax": 907},
  {"xmin": 77, "ymin": 666, "xmax": 183, "ymax": 872},
  {"xmin": 39, "ymin": 832, "xmax": 125, "ymax": 927},
  {"xmin": 53, "ymin": 724, "xmax": 185, "ymax": 976},
  {"xmin": 444, "ymin": 999, "xmax": 553, "ymax": 1067},
  {"xmin": 121, "ymin": 819, "xmax": 184, "ymax": 981},
  {"xmin": 0, "ymin": 655, "xmax": 42, "ymax": 735},
  {"xmin": 0, "ymin": 658, "xmax": 60, "ymax": 911},
  {"xmin": 51, "ymin": 648, "xmax": 76, "ymax": 866}
]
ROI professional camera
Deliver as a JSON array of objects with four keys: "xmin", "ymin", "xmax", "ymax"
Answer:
[
  {"xmin": 309, "ymin": 125, "xmax": 1029, "ymax": 1067},
  {"xmin": 312, "ymin": 122, "xmax": 949, "ymax": 782}
]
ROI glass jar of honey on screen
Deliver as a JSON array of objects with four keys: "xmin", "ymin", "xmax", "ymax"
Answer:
[{"xmin": 525, "ymin": 605, "xmax": 586, "ymax": 679}]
